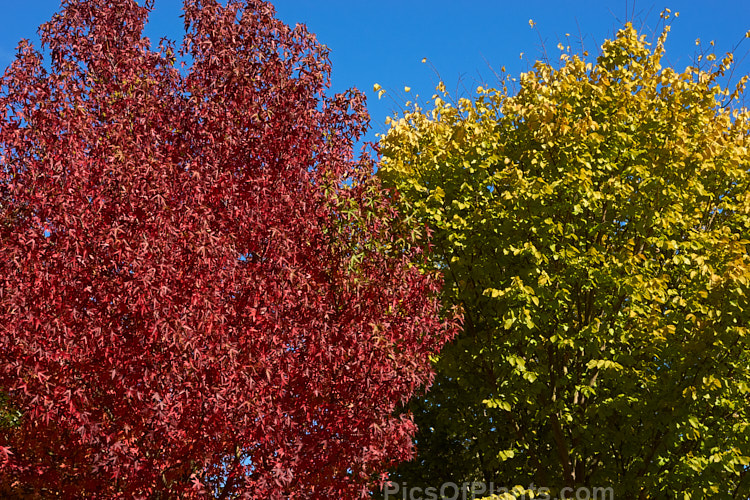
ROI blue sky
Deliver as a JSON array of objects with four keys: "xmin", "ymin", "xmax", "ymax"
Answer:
[{"xmin": 3, "ymin": 1, "xmax": 750, "ymax": 144}]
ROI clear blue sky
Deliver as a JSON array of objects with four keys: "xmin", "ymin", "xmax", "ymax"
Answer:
[{"xmin": 3, "ymin": 1, "xmax": 750, "ymax": 144}]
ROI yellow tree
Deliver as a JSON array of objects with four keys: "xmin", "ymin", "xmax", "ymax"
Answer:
[{"xmin": 379, "ymin": 16, "xmax": 750, "ymax": 499}]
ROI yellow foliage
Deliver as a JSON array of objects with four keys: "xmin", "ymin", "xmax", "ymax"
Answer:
[{"xmin": 378, "ymin": 19, "xmax": 750, "ymax": 498}]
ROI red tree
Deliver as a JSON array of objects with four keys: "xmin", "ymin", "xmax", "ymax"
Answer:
[{"xmin": 0, "ymin": 0, "xmax": 455, "ymax": 497}]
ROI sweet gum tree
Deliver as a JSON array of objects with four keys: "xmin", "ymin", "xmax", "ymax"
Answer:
[
  {"xmin": 379, "ymin": 15, "xmax": 750, "ymax": 499},
  {"xmin": 0, "ymin": 0, "xmax": 454, "ymax": 497}
]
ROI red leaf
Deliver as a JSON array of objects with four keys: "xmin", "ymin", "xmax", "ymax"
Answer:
[{"xmin": 0, "ymin": 0, "xmax": 457, "ymax": 497}]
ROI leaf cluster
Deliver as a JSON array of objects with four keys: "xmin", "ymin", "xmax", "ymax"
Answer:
[
  {"xmin": 0, "ymin": 1, "xmax": 455, "ymax": 497},
  {"xmin": 380, "ymin": 20, "xmax": 750, "ymax": 498}
]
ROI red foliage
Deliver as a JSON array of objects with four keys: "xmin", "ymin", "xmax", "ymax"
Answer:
[{"xmin": 0, "ymin": 0, "xmax": 455, "ymax": 497}]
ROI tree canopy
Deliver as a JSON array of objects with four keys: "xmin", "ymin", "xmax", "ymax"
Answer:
[
  {"xmin": 379, "ymin": 16, "xmax": 750, "ymax": 499},
  {"xmin": 0, "ymin": 0, "xmax": 454, "ymax": 497}
]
